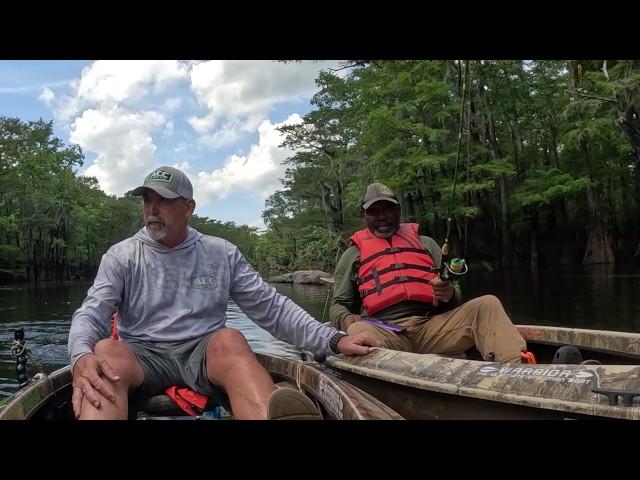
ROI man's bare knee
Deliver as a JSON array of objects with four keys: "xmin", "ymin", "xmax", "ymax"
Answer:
[
  {"xmin": 93, "ymin": 339, "xmax": 143, "ymax": 387},
  {"xmin": 207, "ymin": 328, "xmax": 252, "ymax": 358},
  {"xmin": 95, "ymin": 338, "xmax": 125, "ymax": 356},
  {"xmin": 206, "ymin": 329, "xmax": 269, "ymax": 390}
]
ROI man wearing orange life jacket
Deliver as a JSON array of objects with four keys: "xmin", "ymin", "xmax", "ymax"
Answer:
[{"xmin": 329, "ymin": 183, "xmax": 530, "ymax": 364}]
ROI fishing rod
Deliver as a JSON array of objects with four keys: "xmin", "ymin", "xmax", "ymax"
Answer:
[{"xmin": 439, "ymin": 60, "xmax": 470, "ymax": 282}]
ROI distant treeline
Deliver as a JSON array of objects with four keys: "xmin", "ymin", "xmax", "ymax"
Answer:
[
  {"xmin": 2, "ymin": 60, "xmax": 640, "ymax": 282},
  {"xmin": 0, "ymin": 117, "xmax": 263, "ymax": 282},
  {"xmin": 259, "ymin": 60, "xmax": 640, "ymax": 273}
]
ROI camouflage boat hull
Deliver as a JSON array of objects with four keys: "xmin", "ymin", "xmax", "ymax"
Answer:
[
  {"xmin": 0, "ymin": 352, "xmax": 403, "ymax": 420},
  {"xmin": 323, "ymin": 325, "xmax": 640, "ymax": 420}
]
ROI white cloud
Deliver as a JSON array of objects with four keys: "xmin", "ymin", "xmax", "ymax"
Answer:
[
  {"xmin": 192, "ymin": 113, "xmax": 303, "ymax": 207},
  {"xmin": 173, "ymin": 142, "xmax": 191, "ymax": 153},
  {"xmin": 187, "ymin": 112, "xmax": 217, "ymax": 134},
  {"xmin": 248, "ymin": 218, "xmax": 267, "ymax": 232},
  {"xmin": 76, "ymin": 60, "xmax": 188, "ymax": 105},
  {"xmin": 33, "ymin": 60, "xmax": 338, "ymax": 225},
  {"xmin": 69, "ymin": 107, "xmax": 166, "ymax": 196},
  {"xmin": 163, "ymin": 97, "xmax": 183, "ymax": 112},
  {"xmin": 1, "ymin": 79, "xmax": 73, "ymax": 95},
  {"xmin": 188, "ymin": 60, "xmax": 339, "ymax": 148},
  {"xmin": 39, "ymin": 87, "xmax": 55, "ymax": 106},
  {"xmin": 198, "ymin": 120, "xmax": 242, "ymax": 149},
  {"xmin": 41, "ymin": 61, "xmax": 191, "ymax": 195},
  {"xmin": 163, "ymin": 120, "xmax": 174, "ymax": 137},
  {"xmin": 51, "ymin": 61, "xmax": 189, "ymax": 123}
]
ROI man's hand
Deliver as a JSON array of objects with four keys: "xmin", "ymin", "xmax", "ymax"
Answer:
[
  {"xmin": 430, "ymin": 277, "xmax": 454, "ymax": 305},
  {"xmin": 337, "ymin": 332, "xmax": 380, "ymax": 356},
  {"xmin": 341, "ymin": 314, "xmax": 362, "ymax": 331},
  {"xmin": 71, "ymin": 353, "xmax": 121, "ymax": 419}
]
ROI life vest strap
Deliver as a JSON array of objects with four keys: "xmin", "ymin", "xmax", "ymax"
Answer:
[
  {"xmin": 357, "ymin": 263, "xmax": 440, "ymax": 285},
  {"xmin": 360, "ymin": 276, "xmax": 433, "ymax": 298},
  {"xmin": 359, "ymin": 247, "xmax": 430, "ymax": 268}
]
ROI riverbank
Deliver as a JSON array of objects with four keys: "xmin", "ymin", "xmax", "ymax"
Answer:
[{"xmin": 267, "ymin": 270, "xmax": 333, "ymax": 285}]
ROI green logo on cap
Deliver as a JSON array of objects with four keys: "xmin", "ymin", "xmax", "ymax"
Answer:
[
  {"xmin": 379, "ymin": 185, "xmax": 394, "ymax": 196},
  {"xmin": 147, "ymin": 170, "xmax": 172, "ymax": 182}
]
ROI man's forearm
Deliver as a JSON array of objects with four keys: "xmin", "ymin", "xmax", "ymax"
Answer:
[{"xmin": 329, "ymin": 302, "xmax": 352, "ymax": 329}]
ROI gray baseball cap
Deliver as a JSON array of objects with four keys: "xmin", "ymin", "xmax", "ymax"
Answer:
[
  {"xmin": 362, "ymin": 183, "xmax": 399, "ymax": 209},
  {"xmin": 128, "ymin": 166, "xmax": 193, "ymax": 199}
]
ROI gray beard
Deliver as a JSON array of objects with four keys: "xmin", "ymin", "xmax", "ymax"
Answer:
[{"xmin": 147, "ymin": 225, "xmax": 168, "ymax": 242}]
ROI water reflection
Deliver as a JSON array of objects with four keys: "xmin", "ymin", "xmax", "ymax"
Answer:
[{"xmin": 226, "ymin": 302, "xmax": 303, "ymax": 361}]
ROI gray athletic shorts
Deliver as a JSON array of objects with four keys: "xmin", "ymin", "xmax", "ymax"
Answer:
[{"xmin": 127, "ymin": 333, "xmax": 227, "ymax": 406}]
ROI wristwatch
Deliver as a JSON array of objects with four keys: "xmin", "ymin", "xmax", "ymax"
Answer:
[{"xmin": 329, "ymin": 331, "xmax": 348, "ymax": 354}]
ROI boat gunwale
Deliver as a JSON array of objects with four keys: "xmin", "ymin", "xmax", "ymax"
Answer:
[
  {"xmin": 0, "ymin": 354, "xmax": 404, "ymax": 420},
  {"xmin": 326, "ymin": 345, "xmax": 640, "ymax": 420}
]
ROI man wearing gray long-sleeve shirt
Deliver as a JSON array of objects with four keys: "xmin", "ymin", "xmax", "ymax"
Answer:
[{"xmin": 68, "ymin": 166, "xmax": 377, "ymax": 420}]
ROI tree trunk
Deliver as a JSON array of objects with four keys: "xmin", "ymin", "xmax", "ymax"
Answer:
[
  {"xmin": 548, "ymin": 121, "xmax": 560, "ymax": 169},
  {"xmin": 403, "ymin": 191, "xmax": 416, "ymax": 222},
  {"xmin": 498, "ymin": 176, "xmax": 513, "ymax": 267},
  {"xmin": 335, "ymin": 177, "xmax": 344, "ymax": 231},
  {"xmin": 584, "ymin": 224, "xmax": 615, "ymax": 264},
  {"xmin": 477, "ymin": 77, "xmax": 514, "ymax": 267},
  {"xmin": 530, "ymin": 211, "xmax": 539, "ymax": 269},
  {"xmin": 555, "ymin": 200, "xmax": 575, "ymax": 265},
  {"xmin": 579, "ymin": 139, "xmax": 615, "ymax": 264},
  {"xmin": 569, "ymin": 61, "xmax": 615, "ymax": 265},
  {"xmin": 507, "ymin": 120, "xmax": 522, "ymax": 176}
]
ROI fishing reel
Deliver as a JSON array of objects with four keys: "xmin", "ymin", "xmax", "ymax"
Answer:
[{"xmin": 440, "ymin": 257, "xmax": 468, "ymax": 281}]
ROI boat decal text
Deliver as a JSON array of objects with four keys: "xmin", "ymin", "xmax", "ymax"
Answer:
[{"xmin": 477, "ymin": 365, "xmax": 595, "ymax": 384}]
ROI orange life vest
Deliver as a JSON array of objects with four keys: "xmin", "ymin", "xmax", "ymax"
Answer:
[
  {"xmin": 351, "ymin": 223, "xmax": 438, "ymax": 315},
  {"xmin": 165, "ymin": 386, "xmax": 209, "ymax": 416}
]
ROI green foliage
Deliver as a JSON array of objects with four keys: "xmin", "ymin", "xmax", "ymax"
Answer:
[
  {"xmin": 470, "ymin": 159, "xmax": 517, "ymax": 179},
  {"xmin": 257, "ymin": 59, "xmax": 640, "ymax": 271},
  {"xmin": 0, "ymin": 245, "xmax": 23, "ymax": 269},
  {"xmin": 511, "ymin": 168, "xmax": 591, "ymax": 208},
  {"xmin": 0, "ymin": 116, "xmax": 262, "ymax": 281},
  {"xmin": 189, "ymin": 215, "xmax": 260, "ymax": 262},
  {"xmin": 6, "ymin": 59, "xmax": 640, "ymax": 278}
]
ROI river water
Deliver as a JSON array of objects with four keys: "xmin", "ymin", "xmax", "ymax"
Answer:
[{"xmin": 1, "ymin": 264, "xmax": 639, "ymax": 399}]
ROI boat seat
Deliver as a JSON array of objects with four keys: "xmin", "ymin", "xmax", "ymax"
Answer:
[
  {"xmin": 134, "ymin": 382, "xmax": 294, "ymax": 417},
  {"xmin": 133, "ymin": 394, "xmax": 226, "ymax": 417},
  {"xmin": 552, "ymin": 345, "xmax": 602, "ymax": 365},
  {"xmin": 133, "ymin": 384, "xmax": 232, "ymax": 418}
]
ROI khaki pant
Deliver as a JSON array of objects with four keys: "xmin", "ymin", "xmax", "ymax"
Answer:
[{"xmin": 347, "ymin": 295, "xmax": 526, "ymax": 363}]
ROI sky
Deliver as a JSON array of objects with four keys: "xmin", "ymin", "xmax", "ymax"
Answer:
[{"xmin": 0, "ymin": 60, "xmax": 344, "ymax": 230}]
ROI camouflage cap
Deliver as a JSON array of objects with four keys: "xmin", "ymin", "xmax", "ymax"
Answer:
[
  {"xmin": 362, "ymin": 183, "xmax": 399, "ymax": 209},
  {"xmin": 128, "ymin": 166, "xmax": 193, "ymax": 199}
]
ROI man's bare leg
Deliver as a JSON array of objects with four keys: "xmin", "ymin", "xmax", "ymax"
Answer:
[
  {"xmin": 78, "ymin": 339, "xmax": 144, "ymax": 420},
  {"xmin": 205, "ymin": 328, "xmax": 276, "ymax": 420}
]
